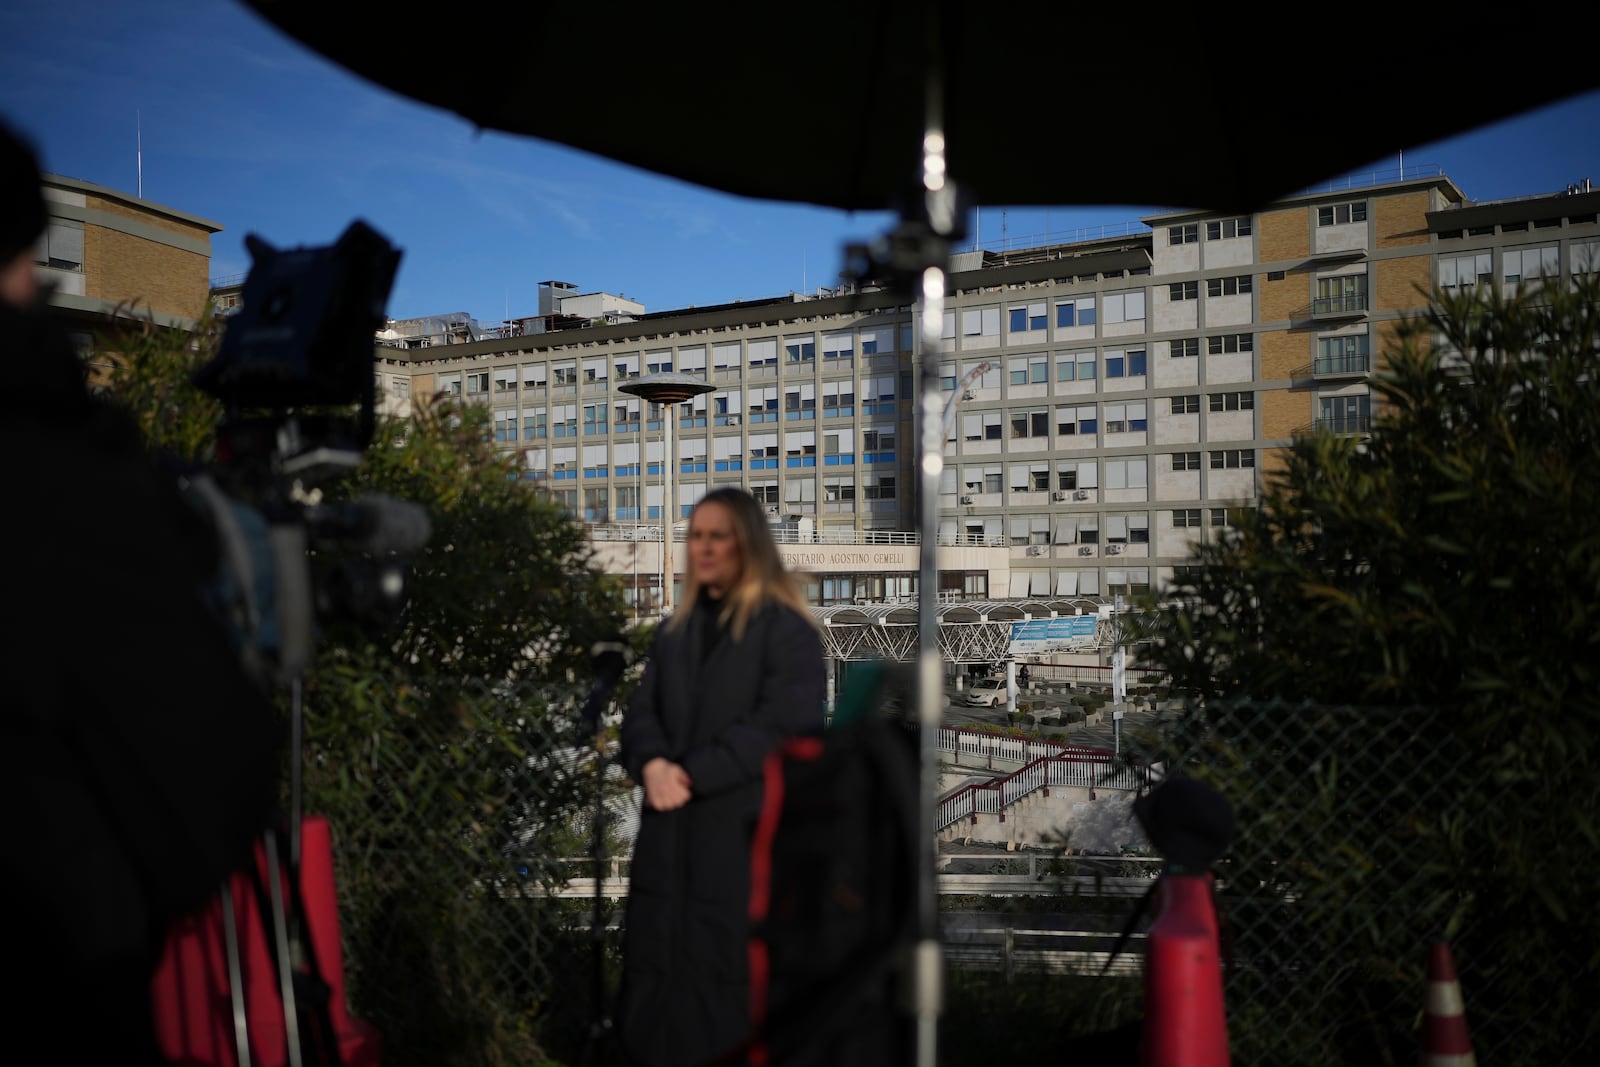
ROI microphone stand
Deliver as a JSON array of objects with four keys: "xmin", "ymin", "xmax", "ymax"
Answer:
[{"xmin": 578, "ymin": 641, "xmax": 627, "ymax": 1067}]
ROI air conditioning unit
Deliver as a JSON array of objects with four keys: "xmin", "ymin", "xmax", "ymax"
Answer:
[
  {"xmin": 1026, "ymin": 545, "xmax": 1045, "ymax": 556},
  {"xmin": 767, "ymin": 505, "xmax": 780, "ymax": 514},
  {"xmin": 1106, "ymin": 544, "xmax": 1123, "ymax": 555},
  {"xmin": 727, "ymin": 414, "xmax": 741, "ymax": 425},
  {"xmin": 1078, "ymin": 545, "xmax": 1095, "ymax": 556},
  {"xmin": 1051, "ymin": 491, "xmax": 1069, "ymax": 502},
  {"xmin": 1072, "ymin": 489, "xmax": 1089, "ymax": 500},
  {"xmin": 959, "ymin": 495, "xmax": 974, "ymax": 505},
  {"xmin": 962, "ymin": 390, "xmax": 977, "ymax": 401}
]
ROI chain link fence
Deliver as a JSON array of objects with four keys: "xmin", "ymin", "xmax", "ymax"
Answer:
[
  {"xmin": 297, "ymin": 673, "xmax": 639, "ymax": 1066},
  {"xmin": 1122, "ymin": 699, "xmax": 1591, "ymax": 1067},
  {"xmin": 300, "ymin": 680, "xmax": 1591, "ymax": 1066}
]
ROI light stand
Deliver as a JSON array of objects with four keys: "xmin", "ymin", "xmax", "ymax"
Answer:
[{"xmin": 618, "ymin": 373, "xmax": 716, "ymax": 617}]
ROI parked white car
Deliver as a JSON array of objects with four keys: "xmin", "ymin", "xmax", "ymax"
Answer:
[{"xmin": 965, "ymin": 677, "xmax": 1009, "ymax": 707}]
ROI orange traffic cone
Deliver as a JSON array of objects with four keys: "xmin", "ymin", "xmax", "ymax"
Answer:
[
  {"xmin": 1140, "ymin": 872, "xmax": 1229, "ymax": 1066},
  {"xmin": 1421, "ymin": 942, "xmax": 1475, "ymax": 1067}
]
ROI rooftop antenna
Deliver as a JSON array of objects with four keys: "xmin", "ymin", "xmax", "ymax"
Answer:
[
  {"xmin": 136, "ymin": 110, "xmax": 143, "ymax": 198},
  {"xmin": 1399, "ymin": 148, "xmax": 1405, "ymax": 180}
]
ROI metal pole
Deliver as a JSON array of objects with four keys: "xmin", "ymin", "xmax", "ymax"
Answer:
[
  {"xmin": 662, "ymin": 401, "xmax": 675, "ymax": 616},
  {"xmin": 913, "ymin": 91, "xmax": 957, "ymax": 1067}
]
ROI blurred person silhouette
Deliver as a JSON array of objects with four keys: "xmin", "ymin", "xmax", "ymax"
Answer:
[
  {"xmin": 0, "ymin": 116, "xmax": 283, "ymax": 1062},
  {"xmin": 617, "ymin": 486, "xmax": 826, "ymax": 1066}
]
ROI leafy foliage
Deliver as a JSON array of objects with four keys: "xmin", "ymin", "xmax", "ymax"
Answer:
[{"xmin": 1134, "ymin": 275, "xmax": 1600, "ymax": 1062}]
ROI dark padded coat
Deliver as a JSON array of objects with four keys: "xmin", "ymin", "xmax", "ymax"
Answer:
[{"xmin": 618, "ymin": 594, "xmax": 825, "ymax": 1067}]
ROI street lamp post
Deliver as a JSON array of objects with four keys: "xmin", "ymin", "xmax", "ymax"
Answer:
[{"xmin": 619, "ymin": 372, "xmax": 716, "ymax": 618}]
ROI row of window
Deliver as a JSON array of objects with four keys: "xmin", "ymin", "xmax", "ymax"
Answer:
[
  {"xmin": 1166, "ymin": 217, "xmax": 1253, "ymax": 245},
  {"xmin": 955, "ymin": 508, "xmax": 1250, "ymax": 548},
  {"xmin": 537, "ymin": 477, "xmax": 900, "ymax": 520},
  {"xmin": 997, "ymin": 279, "xmax": 1252, "ymax": 334},
  {"xmin": 954, "ymin": 390, "xmax": 1253, "ymax": 442},
  {"xmin": 950, "ymin": 448, "xmax": 1257, "ymax": 494},
  {"xmin": 1438, "ymin": 240, "xmax": 1600, "ymax": 287}
]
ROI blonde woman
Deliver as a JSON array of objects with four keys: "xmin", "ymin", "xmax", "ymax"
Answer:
[{"xmin": 618, "ymin": 486, "xmax": 825, "ymax": 1066}]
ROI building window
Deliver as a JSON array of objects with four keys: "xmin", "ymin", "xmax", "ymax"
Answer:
[
  {"xmin": 1056, "ymin": 405, "xmax": 1097, "ymax": 437},
  {"xmin": 1316, "ymin": 334, "xmax": 1370, "ymax": 373},
  {"xmin": 1009, "ymin": 410, "xmax": 1051, "ymax": 439},
  {"xmin": 1103, "ymin": 401, "xmax": 1147, "ymax": 433},
  {"xmin": 961, "ymin": 306, "xmax": 1001, "ymax": 337},
  {"xmin": 862, "ymin": 428, "xmax": 896, "ymax": 463},
  {"xmin": 1168, "ymin": 281, "xmax": 1198, "ymax": 302},
  {"xmin": 1171, "ymin": 394, "xmax": 1200, "ymax": 415},
  {"xmin": 1206, "ymin": 217, "xmax": 1251, "ymax": 240},
  {"xmin": 1503, "ymin": 245, "xmax": 1560, "ymax": 286},
  {"xmin": 465, "ymin": 372, "xmax": 489, "ymax": 394},
  {"xmin": 1055, "ymin": 297, "xmax": 1097, "ymax": 327},
  {"xmin": 1209, "ymin": 449, "xmax": 1256, "ymax": 469},
  {"xmin": 1315, "ymin": 274, "xmax": 1367, "ymax": 314},
  {"xmin": 1171, "ymin": 451, "xmax": 1201, "ymax": 471},
  {"xmin": 1206, "ymin": 275, "xmax": 1253, "ymax": 298},
  {"xmin": 1103, "ymin": 290, "xmax": 1146, "ymax": 324},
  {"xmin": 1318, "ymin": 201, "xmax": 1368, "ymax": 226},
  {"xmin": 1208, "ymin": 333, "xmax": 1253, "ymax": 355},
  {"xmin": 1008, "ymin": 302, "xmax": 1048, "ymax": 333},
  {"xmin": 1104, "ymin": 457, "xmax": 1147, "ymax": 490},
  {"xmin": 1168, "ymin": 224, "xmax": 1198, "ymax": 245},
  {"xmin": 1009, "ymin": 353, "xmax": 1049, "ymax": 385},
  {"xmin": 1439, "ymin": 253, "xmax": 1493, "ymax": 289},
  {"xmin": 34, "ymin": 219, "xmax": 84, "ymax": 271},
  {"xmin": 1209, "ymin": 391, "xmax": 1253, "ymax": 412},
  {"xmin": 1104, "ymin": 349, "xmax": 1147, "ymax": 379},
  {"xmin": 1170, "ymin": 337, "xmax": 1199, "ymax": 359}
]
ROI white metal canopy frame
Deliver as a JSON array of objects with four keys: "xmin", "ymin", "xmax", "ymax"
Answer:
[{"xmin": 812, "ymin": 599, "xmax": 1113, "ymax": 663}]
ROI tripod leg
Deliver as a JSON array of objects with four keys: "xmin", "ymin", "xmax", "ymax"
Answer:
[
  {"xmin": 221, "ymin": 879, "xmax": 254, "ymax": 1067},
  {"xmin": 261, "ymin": 830, "xmax": 305, "ymax": 1067}
]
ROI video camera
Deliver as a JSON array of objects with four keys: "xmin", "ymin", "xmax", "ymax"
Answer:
[{"xmin": 184, "ymin": 220, "xmax": 429, "ymax": 687}]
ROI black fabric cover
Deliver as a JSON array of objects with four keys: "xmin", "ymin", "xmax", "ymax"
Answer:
[{"xmin": 0, "ymin": 299, "xmax": 284, "ymax": 1060}]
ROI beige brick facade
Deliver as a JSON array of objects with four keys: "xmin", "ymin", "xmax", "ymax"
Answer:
[
  {"xmin": 85, "ymin": 225, "xmax": 212, "ymax": 323},
  {"xmin": 1260, "ymin": 386, "xmax": 1307, "ymax": 440},
  {"xmin": 1259, "ymin": 267, "xmax": 1309, "ymax": 324},
  {"xmin": 1258, "ymin": 207, "xmax": 1309, "ymax": 263},
  {"xmin": 1374, "ymin": 191, "xmax": 1434, "ymax": 249},
  {"xmin": 1259, "ymin": 326, "xmax": 1306, "ymax": 381},
  {"xmin": 1374, "ymin": 254, "xmax": 1433, "ymax": 313}
]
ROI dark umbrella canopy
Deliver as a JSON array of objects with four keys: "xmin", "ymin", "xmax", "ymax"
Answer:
[{"xmin": 243, "ymin": 1, "xmax": 1597, "ymax": 215}]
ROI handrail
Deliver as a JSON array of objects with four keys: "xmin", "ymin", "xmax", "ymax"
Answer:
[{"xmin": 935, "ymin": 726, "xmax": 1140, "ymax": 832}]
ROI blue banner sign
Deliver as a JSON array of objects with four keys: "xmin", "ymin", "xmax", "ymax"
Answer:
[{"xmin": 1008, "ymin": 614, "xmax": 1099, "ymax": 654}]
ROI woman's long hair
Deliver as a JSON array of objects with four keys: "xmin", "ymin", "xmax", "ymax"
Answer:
[{"xmin": 668, "ymin": 487, "xmax": 814, "ymax": 641}]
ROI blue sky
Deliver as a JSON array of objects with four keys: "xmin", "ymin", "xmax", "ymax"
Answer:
[{"xmin": 5, "ymin": 1, "xmax": 1600, "ymax": 324}]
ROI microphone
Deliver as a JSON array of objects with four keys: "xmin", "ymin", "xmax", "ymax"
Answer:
[{"xmin": 578, "ymin": 638, "xmax": 630, "ymax": 737}]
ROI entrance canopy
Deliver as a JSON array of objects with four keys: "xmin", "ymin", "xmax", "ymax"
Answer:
[{"xmin": 813, "ymin": 597, "xmax": 1113, "ymax": 663}]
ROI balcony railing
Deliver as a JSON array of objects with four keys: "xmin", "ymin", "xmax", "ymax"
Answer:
[
  {"xmin": 1312, "ymin": 351, "xmax": 1372, "ymax": 376},
  {"xmin": 1311, "ymin": 293, "xmax": 1368, "ymax": 317},
  {"xmin": 1312, "ymin": 414, "xmax": 1373, "ymax": 435}
]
